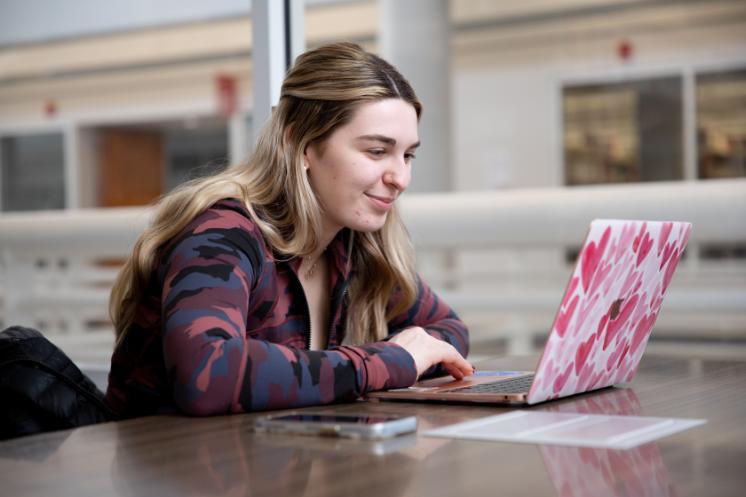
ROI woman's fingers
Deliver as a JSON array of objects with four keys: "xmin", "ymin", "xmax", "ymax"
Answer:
[
  {"xmin": 389, "ymin": 326, "xmax": 472, "ymax": 379},
  {"xmin": 418, "ymin": 336, "xmax": 472, "ymax": 379},
  {"xmin": 444, "ymin": 363, "xmax": 466, "ymax": 380},
  {"xmin": 442, "ymin": 352, "xmax": 475, "ymax": 380}
]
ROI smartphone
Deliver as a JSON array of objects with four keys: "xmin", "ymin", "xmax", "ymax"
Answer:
[{"xmin": 252, "ymin": 412, "xmax": 418, "ymax": 440}]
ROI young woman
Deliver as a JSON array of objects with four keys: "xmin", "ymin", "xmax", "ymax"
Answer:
[{"xmin": 105, "ymin": 42, "xmax": 472, "ymax": 418}]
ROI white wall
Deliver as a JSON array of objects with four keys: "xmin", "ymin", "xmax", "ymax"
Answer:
[
  {"xmin": 454, "ymin": 66, "xmax": 561, "ymax": 189},
  {"xmin": 452, "ymin": 0, "xmax": 746, "ymax": 190}
]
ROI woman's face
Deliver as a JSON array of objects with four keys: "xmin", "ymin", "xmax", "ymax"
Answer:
[{"xmin": 304, "ymin": 98, "xmax": 419, "ymax": 234}]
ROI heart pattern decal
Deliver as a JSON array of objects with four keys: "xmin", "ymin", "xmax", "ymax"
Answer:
[{"xmin": 528, "ymin": 219, "xmax": 692, "ymax": 404}]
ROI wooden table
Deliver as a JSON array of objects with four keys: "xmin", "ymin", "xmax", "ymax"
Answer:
[{"xmin": 1, "ymin": 354, "xmax": 745, "ymax": 497}]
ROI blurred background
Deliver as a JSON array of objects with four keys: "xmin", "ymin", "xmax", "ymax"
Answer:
[{"xmin": 0, "ymin": 0, "xmax": 744, "ymax": 381}]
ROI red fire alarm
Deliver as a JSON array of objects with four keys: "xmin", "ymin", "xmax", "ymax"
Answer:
[
  {"xmin": 44, "ymin": 100, "xmax": 57, "ymax": 118},
  {"xmin": 617, "ymin": 39, "xmax": 633, "ymax": 61},
  {"xmin": 215, "ymin": 74, "xmax": 237, "ymax": 117}
]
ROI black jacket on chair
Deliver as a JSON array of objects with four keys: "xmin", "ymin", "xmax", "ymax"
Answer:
[{"xmin": 0, "ymin": 326, "xmax": 114, "ymax": 440}]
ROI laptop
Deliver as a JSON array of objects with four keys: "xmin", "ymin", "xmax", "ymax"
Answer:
[{"xmin": 369, "ymin": 219, "xmax": 692, "ymax": 405}]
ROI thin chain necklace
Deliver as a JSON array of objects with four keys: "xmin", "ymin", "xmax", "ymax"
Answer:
[{"xmin": 302, "ymin": 248, "xmax": 327, "ymax": 280}]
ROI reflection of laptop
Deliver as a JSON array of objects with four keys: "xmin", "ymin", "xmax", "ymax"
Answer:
[
  {"xmin": 539, "ymin": 439, "xmax": 675, "ymax": 497},
  {"xmin": 369, "ymin": 219, "xmax": 692, "ymax": 405},
  {"xmin": 538, "ymin": 388, "xmax": 676, "ymax": 496}
]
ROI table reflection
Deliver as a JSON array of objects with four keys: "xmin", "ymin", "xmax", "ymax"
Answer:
[
  {"xmin": 112, "ymin": 416, "xmax": 309, "ymax": 496},
  {"xmin": 110, "ymin": 412, "xmax": 454, "ymax": 497},
  {"xmin": 540, "ymin": 388, "xmax": 677, "ymax": 497}
]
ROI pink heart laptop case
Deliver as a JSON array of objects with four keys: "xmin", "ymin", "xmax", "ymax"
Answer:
[{"xmin": 527, "ymin": 219, "xmax": 692, "ymax": 404}]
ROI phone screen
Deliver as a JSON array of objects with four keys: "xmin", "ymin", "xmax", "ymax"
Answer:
[{"xmin": 271, "ymin": 414, "xmax": 397, "ymax": 424}]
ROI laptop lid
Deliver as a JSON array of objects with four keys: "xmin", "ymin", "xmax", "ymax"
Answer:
[{"xmin": 526, "ymin": 219, "xmax": 692, "ymax": 404}]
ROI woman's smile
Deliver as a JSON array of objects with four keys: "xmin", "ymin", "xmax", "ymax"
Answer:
[{"xmin": 365, "ymin": 192, "xmax": 396, "ymax": 212}]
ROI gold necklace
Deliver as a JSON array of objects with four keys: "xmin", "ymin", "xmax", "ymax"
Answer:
[{"xmin": 302, "ymin": 249, "xmax": 326, "ymax": 280}]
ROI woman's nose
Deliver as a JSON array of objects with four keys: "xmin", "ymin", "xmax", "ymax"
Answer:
[{"xmin": 383, "ymin": 159, "xmax": 411, "ymax": 191}]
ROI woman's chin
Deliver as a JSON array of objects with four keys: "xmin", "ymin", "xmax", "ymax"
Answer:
[{"xmin": 347, "ymin": 214, "xmax": 388, "ymax": 233}]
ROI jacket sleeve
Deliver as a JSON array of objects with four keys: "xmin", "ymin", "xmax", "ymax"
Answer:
[
  {"xmin": 386, "ymin": 275, "xmax": 470, "ymax": 377},
  {"xmin": 160, "ymin": 210, "xmax": 416, "ymax": 416}
]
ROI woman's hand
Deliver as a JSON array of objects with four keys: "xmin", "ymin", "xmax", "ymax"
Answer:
[{"xmin": 388, "ymin": 327, "xmax": 474, "ymax": 380}]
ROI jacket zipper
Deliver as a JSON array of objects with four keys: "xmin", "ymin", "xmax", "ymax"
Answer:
[
  {"xmin": 289, "ymin": 270, "xmax": 313, "ymax": 350},
  {"xmin": 291, "ymin": 263, "xmax": 349, "ymax": 350}
]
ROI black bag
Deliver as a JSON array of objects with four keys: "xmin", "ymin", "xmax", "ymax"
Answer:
[{"xmin": 0, "ymin": 326, "xmax": 114, "ymax": 440}]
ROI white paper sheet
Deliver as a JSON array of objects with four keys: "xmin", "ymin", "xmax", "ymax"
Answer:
[{"xmin": 423, "ymin": 411, "xmax": 706, "ymax": 449}]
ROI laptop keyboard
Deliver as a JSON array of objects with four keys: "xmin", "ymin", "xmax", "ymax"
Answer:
[{"xmin": 449, "ymin": 374, "xmax": 535, "ymax": 394}]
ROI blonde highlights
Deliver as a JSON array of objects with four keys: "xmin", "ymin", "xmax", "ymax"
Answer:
[{"xmin": 109, "ymin": 42, "xmax": 421, "ymax": 345}]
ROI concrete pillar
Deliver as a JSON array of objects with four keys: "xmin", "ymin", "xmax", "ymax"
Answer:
[
  {"xmin": 229, "ymin": 113, "xmax": 250, "ymax": 164},
  {"xmin": 63, "ymin": 124, "xmax": 80, "ymax": 209},
  {"xmin": 251, "ymin": 0, "xmax": 305, "ymax": 140},
  {"xmin": 379, "ymin": 0, "xmax": 451, "ymax": 192}
]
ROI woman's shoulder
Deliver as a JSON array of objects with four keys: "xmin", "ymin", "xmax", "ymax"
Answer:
[
  {"xmin": 193, "ymin": 198, "xmax": 258, "ymax": 231},
  {"xmin": 164, "ymin": 198, "xmax": 268, "ymax": 258},
  {"xmin": 184, "ymin": 198, "xmax": 263, "ymax": 238}
]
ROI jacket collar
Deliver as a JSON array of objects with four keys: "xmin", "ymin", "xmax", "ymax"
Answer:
[{"xmin": 276, "ymin": 228, "xmax": 353, "ymax": 286}]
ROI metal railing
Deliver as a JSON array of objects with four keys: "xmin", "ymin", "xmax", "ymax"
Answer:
[{"xmin": 1, "ymin": 179, "xmax": 745, "ymax": 366}]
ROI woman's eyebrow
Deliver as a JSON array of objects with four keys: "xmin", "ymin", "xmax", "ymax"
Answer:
[{"xmin": 356, "ymin": 134, "xmax": 420, "ymax": 149}]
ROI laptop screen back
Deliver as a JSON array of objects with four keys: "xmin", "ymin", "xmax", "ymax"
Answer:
[{"xmin": 527, "ymin": 219, "xmax": 692, "ymax": 404}]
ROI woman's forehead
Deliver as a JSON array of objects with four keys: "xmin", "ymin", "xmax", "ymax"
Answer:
[{"xmin": 341, "ymin": 99, "xmax": 419, "ymax": 145}]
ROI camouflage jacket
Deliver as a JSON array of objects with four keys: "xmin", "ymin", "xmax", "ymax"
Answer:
[{"xmin": 105, "ymin": 199, "xmax": 469, "ymax": 417}]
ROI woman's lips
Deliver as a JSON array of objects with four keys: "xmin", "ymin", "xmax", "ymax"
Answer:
[{"xmin": 365, "ymin": 193, "xmax": 395, "ymax": 211}]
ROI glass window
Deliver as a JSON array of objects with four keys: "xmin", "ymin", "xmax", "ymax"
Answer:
[
  {"xmin": 1, "ymin": 133, "xmax": 65, "ymax": 211},
  {"xmin": 164, "ymin": 123, "xmax": 229, "ymax": 192},
  {"xmin": 697, "ymin": 68, "xmax": 746, "ymax": 179},
  {"xmin": 563, "ymin": 77, "xmax": 683, "ymax": 185}
]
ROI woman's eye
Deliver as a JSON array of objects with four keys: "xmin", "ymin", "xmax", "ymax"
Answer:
[
  {"xmin": 368, "ymin": 149, "xmax": 386, "ymax": 157},
  {"xmin": 405, "ymin": 152, "xmax": 417, "ymax": 161}
]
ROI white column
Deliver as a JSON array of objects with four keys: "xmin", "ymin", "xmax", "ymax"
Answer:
[
  {"xmin": 0, "ymin": 138, "xmax": 4, "ymax": 209},
  {"xmin": 287, "ymin": 0, "xmax": 305, "ymax": 64},
  {"xmin": 251, "ymin": 0, "xmax": 305, "ymax": 141},
  {"xmin": 229, "ymin": 113, "xmax": 250, "ymax": 164},
  {"xmin": 682, "ymin": 67, "xmax": 698, "ymax": 182},
  {"xmin": 63, "ymin": 123, "xmax": 80, "ymax": 209},
  {"xmin": 64, "ymin": 124, "xmax": 103, "ymax": 209},
  {"xmin": 681, "ymin": 67, "xmax": 701, "ymax": 273},
  {"xmin": 379, "ymin": 0, "xmax": 451, "ymax": 192},
  {"xmin": 75, "ymin": 127, "xmax": 100, "ymax": 208}
]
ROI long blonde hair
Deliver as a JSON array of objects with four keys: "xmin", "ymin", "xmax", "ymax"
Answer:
[{"xmin": 110, "ymin": 42, "xmax": 421, "ymax": 345}]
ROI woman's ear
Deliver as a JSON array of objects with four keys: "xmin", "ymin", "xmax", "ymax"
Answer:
[
  {"xmin": 301, "ymin": 144, "xmax": 309, "ymax": 171},
  {"xmin": 303, "ymin": 140, "xmax": 319, "ymax": 171}
]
